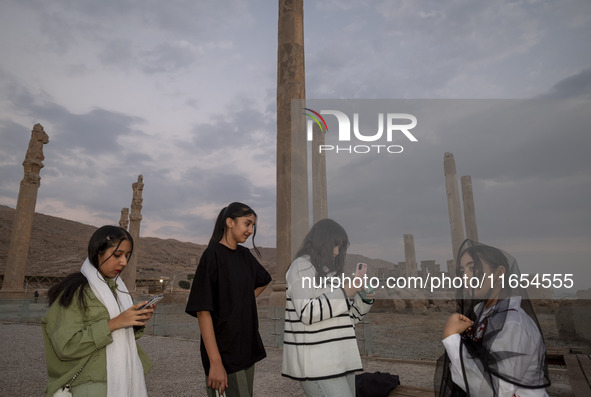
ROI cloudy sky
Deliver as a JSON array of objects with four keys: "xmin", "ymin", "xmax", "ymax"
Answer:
[{"xmin": 1, "ymin": 1, "xmax": 590, "ymax": 290}]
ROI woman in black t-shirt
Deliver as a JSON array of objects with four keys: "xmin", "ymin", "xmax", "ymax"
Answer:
[{"xmin": 186, "ymin": 202, "xmax": 272, "ymax": 397}]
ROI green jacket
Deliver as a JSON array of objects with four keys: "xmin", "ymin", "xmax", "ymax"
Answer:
[{"xmin": 42, "ymin": 281, "xmax": 153, "ymax": 397}]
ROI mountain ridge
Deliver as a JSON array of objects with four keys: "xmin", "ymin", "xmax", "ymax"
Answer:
[{"xmin": 0, "ymin": 205, "xmax": 397, "ymax": 285}]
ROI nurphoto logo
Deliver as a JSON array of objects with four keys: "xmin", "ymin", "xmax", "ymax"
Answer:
[{"xmin": 303, "ymin": 107, "xmax": 418, "ymax": 155}]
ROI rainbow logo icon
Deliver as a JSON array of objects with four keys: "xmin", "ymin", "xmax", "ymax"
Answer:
[{"xmin": 303, "ymin": 108, "xmax": 328, "ymax": 133}]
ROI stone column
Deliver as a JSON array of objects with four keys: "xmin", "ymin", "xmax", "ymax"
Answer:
[
  {"xmin": 290, "ymin": 102, "xmax": 309, "ymax": 258},
  {"xmin": 122, "ymin": 175, "xmax": 143, "ymax": 292},
  {"xmin": 446, "ymin": 260, "xmax": 455, "ymax": 277},
  {"xmin": 461, "ymin": 175, "xmax": 479, "ymax": 242},
  {"xmin": 312, "ymin": 123, "xmax": 328, "ymax": 223},
  {"xmin": 273, "ymin": 0, "xmax": 307, "ymax": 316},
  {"xmin": 421, "ymin": 260, "xmax": 436, "ymax": 275},
  {"xmin": 403, "ymin": 234, "xmax": 418, "ymax": 277},
  {"xmin": 444, "ymin": 153, "xmax": 465, "ymax": 276},
  {"xmin": 119, "ymin": 208, "xmax": 129, "ymax": 230},
  {"xmin": 1, "ymin": 124, "xmax": 48, "ymax": 292}
]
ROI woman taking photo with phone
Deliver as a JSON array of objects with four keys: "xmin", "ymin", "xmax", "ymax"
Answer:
[
  {"xmin": 42, "ymin": 225, "xmax": 154, "ymax": 397},
  {"xmin": 282, "ymin": 218, "xmax": 374, "ymax": 397}
]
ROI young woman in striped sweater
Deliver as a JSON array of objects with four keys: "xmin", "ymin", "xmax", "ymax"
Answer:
[{"xmin": 282, "ymin": 219, "xmax": 374, "ymax": 397}]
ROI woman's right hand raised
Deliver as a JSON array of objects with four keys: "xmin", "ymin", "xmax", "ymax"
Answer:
[
  {"xmin": 108, "ymin": 303, "xmax": 154, "ymax": 332},
  {"xmin": 443, "ymin": 313, "xmax": 473, "ymax": 339}
]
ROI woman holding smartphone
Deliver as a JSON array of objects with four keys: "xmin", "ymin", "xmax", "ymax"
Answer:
[
  {"xmin": 42, "ymin": 225, "xmax": 154, "ymax": 397},
  {"xmin": 282, "ymin": 218, "xmax": 374, "ymax": 397}
]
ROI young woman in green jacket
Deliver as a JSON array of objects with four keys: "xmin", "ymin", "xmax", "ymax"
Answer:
[{"xmin": 42, "ymin": 225, "xmax": 155, "ymax": 397}]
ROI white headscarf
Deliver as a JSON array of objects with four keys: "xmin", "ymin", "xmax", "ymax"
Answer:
[{"xmin": 81, "ymin": 258, "xmax": 148, "ymax": 397}]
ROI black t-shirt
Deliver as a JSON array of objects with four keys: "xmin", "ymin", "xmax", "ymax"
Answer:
[{"xmin": 185, "ymin": 243, "xmax": 272, "ymax": 375}]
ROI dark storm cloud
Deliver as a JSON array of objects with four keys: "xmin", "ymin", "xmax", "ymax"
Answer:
[
  {"xmin": 54, "ymin": 109, "xmax": 145, "ymax": 154},
  {"xmin": 99, "ymin": 40, "xmax": 136, "ymax": 67},
  {"xmin": 140, "ymin": 42, "xmax": 199, "ymax": 74},
  {"xmin": 0, "ymin": 74, "xmax": 147, "ymax": 156},
  {"xmin": 543, "ymin": 67, "xmax": 591, "ymax": 99},
  {"xmin": 130, "ymin": 155, "xmax": 276, "ymax": 246},
  {"xmin": 9, "ymin": 0, "xmax": 254, "ymax": 77},
  {"xmin": 183, "ymin": 99, "xmax": 276, "ymax": 160},
  {"xmin": 137, "ymin": 0, "xmax": 251, "ymax": 38}
]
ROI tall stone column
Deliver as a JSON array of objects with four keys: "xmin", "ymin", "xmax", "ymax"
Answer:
[
  {"xmin": 1, "ymin": 124, "xmax": 49, "ymax": 292},
  {"xmin": 312, "ymin": 122, "xmax": 328, "ymax": 223},
  {"xmin": 446, "ymin": 260, "xmax": 455, "ymax": 277},
  {"xmin": 403, "ymin": 234, "xmax": 418, "ymax": 277},
  {"xmin": 444, "ymin": 153, "xmax": 465, "ymax": 276},
  {"xmin": 461, "ymin": 176, "xmax": 479, "ymax": 242},
  {"xmin": 273, "ymin": 0, "xmax": 307, "ymax": 315},
  {"xmin": 122, "ymin": 175, "xmax": 143, "ymax": 292},
  {"xmin": 119, "ymin": 208, "xmax": 129, "ymax": 230}
]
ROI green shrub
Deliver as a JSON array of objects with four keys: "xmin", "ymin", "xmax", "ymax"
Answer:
[{"xmin": 178, "ymin": 280, "xmax": 191, "ymax": 290}]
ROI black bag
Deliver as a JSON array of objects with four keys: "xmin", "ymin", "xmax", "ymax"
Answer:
[{"xmin": 355, "ymin": 371, "xmax": 400, "ymax": 397}]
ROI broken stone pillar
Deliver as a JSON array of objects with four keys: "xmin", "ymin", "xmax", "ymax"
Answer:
[
  {"xmin": 420, "ymin": 260, "xmax": 436, "ymax": 275},
  {"xmin": 273, "ymin": 0, "xmax": 307, "ymax": 318},
  {"xmin": 122, "ymin": 175, "xmax": 143, "ymax": 292},
  {"xmin": 1, "ymin": 124, "xmax": 49, "ymax": 292},
  {"xmin": 461, "ymin": 175, "xmax": 479, "ymax": 242},
  {"xmin": 403, "ymin": 234, "xmax": 418, "ymax": 277},
  {"xmin": 444, "ymin": 153, "xmax": 465, "ymax": 276},
  {"xmin": 396, "ymin": 262, "xmax": 406, "ymax": 278},
  {"xmin": 119, "ymin": 208, "xmax": 129, "ymax": 230},
  {"xmin": 446, "ymin": 260, "xmax": 455, "ymax": 277}
]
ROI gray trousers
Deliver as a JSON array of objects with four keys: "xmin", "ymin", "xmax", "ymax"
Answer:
[{"xmin": 205, "ymin": 365, "xmax": 255, "ymax": 397}]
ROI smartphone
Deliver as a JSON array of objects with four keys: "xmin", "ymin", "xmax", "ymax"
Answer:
[
  {"xmin": 355, "ymin": 262, "xmax": 367, "ymax": 278},
  {"xmin": 136, "ymin": 294, "xmax": 163, "ymax": 310},
  {"xmin": 355, "ymin": 263, "xmax": 374, "ymax": 299}
]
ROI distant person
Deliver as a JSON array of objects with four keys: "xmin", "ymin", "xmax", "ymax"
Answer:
[
  {"xmin": 34, "ymin": 290, "xmax": 39, "ymax": 303},
  {"xmin": 282, "ymin": 218, "xmax": 374, "ymax": 397},
  {"xmin": 42, "ymin": 225, "xmax": 155, "ymax": 397},
  {"xmin": 435, "ymin": 240, "xmax": 551, "ymax": 396},
  {"xmin": 185, "ymin": 202, "xmax": 272, "ymax": 397}
]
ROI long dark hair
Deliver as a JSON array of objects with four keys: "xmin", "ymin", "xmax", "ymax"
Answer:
[
  {"xmin": 295, "ymin": 218, "xmax": 349, "ymax": 278},
  {"xmin": 48, "ymin": 226, "xmax": 134, "ymax": 308},
  {"xmin": 456, "ymin": 241, "xmax": 511, "ymax": 313},
  {"xmin": 458, "ymin": 243, "xmax": 509, "ymax": 280},
  {"xmin": 208, "ymin": 202, "xmax": 260, "ymax": 257},
  {"xmin": 435, "ymin": 239, "xmax": 551, "ymax": 396}
]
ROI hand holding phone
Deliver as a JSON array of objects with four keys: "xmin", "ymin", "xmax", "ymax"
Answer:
[
  {"xmin": 355, "ymin": 262, "xmax": 367, "ymax": 278},
  {"xmin": 135, "ymin": 294, "xmax": 163, "ymax": 310},
  {"xmin": 354, "ymin": 263, "xmax": 374, "ymax": 301}
]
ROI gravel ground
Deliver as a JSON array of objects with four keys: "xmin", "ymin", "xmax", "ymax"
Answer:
[
  {"xmin": 0, "ymin": 321, "xmax": 575, "ymax": 396},
  {"xmin": 0, "ymin": 322, "xmax": 435, "ymax": 396}
]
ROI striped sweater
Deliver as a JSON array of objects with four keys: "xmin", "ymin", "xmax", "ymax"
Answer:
[{"xmin": 281, "ymin": 256, "xmax": 373, "ymax": 380}]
